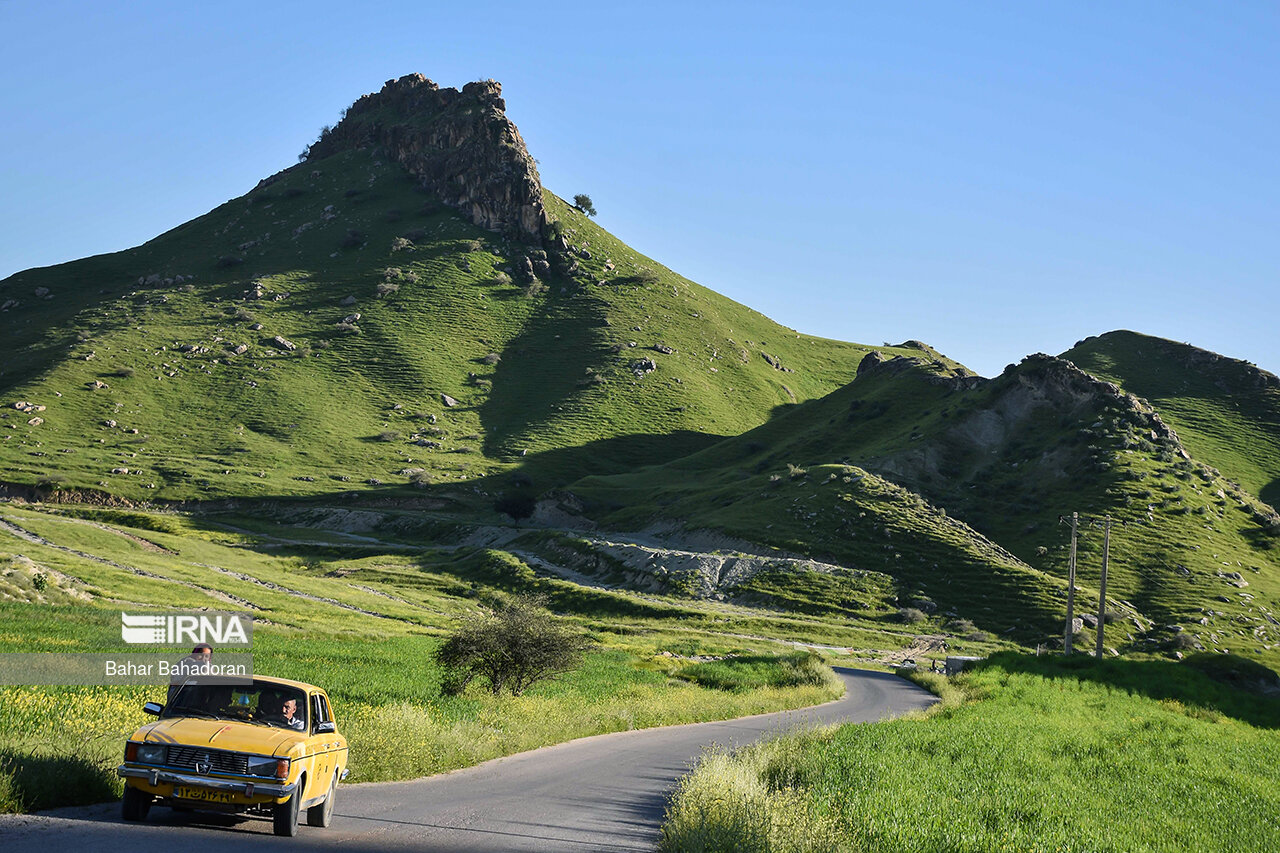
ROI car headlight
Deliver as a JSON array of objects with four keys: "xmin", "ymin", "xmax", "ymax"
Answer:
[
  {"xmin": 136, "ymin": 743, "xmax": 167, "ymax": 765},
  {"xmin": 248, "ymin": 755, "xmax": 290, "ymax": 779}
]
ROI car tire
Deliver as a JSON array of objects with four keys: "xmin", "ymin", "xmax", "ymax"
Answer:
[
  {"xmin": 121, "ymin": 785, "xmax": 151, "ymax": 821},
  {"xmin": 306, "ymin": 773, "xmax": 337, "ymax": 828},
  {"xmin": 273, "ymin": 788, "xmax": 301, "ymax": 837}
]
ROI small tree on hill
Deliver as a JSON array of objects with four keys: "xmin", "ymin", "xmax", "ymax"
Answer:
[
  {"xmin": 572, "ymin": 194, "xmax": 597, "ymax": 217},
  {"xmin": 435, "ymin": 594, "xmax": 592, "ymax": 696}
]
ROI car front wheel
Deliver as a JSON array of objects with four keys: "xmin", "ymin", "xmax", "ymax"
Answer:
[
  {"xmin": 121, "ymin": 785, "xmax": 151, "ymax": 821},
  {"xmin": 273, "ymin": 789, "xmax": 300, "ymax": 837}
]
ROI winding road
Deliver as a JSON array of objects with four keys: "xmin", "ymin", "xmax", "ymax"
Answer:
[{"xmin": 0, "ymin": 668, "xmax": 936, "ymax": 852}]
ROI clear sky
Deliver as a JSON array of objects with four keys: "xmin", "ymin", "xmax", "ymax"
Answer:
[{"xmin": 2, "ymin": 1, "xmax": 1277, "ymax": 378}]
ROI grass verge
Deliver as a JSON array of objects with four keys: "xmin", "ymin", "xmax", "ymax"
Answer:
[{"xmin": 660, "ymin": 652, "xmax": 1280, "ymax": 853}]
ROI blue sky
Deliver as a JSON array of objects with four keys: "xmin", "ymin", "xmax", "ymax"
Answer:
[{"xmin": 2, "ymin": 1, "xmax": 1277, "ymax": 378}]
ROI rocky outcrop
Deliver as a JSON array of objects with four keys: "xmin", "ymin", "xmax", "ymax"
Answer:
[
  {"xmin": 516, "ymin": 531, "xmax": 879, "ymax": 600},
  {"xmin": 869, "ymin": 353, "xmax": 1190, "ymax": 486},
  {"xmin": 305, "ymin": 74, "xmax": 547, "ymax": 243}
]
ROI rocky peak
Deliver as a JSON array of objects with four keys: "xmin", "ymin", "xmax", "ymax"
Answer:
[{"xmin": 306, "ymin": 74, "xmax": 547, "ymax": 242}]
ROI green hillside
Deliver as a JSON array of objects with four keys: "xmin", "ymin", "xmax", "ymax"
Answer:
[
  {"xmin": 0, "ymin": 147, "xmax": 924, "ymax": 502},
  {"xmin": 574, "ymin": 353, "xmax": 1280, "ymax": 664},
  {"xmin": 1, "ymin": 77, "xmax": 1276, "ymax": 668},
  {"xmin": 1064, "ymin": 330, "xmax": 1280, "ymax": 510}
]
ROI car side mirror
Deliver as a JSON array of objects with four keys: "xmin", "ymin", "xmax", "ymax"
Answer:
[
  {"xmin": 143, "ymin": 702, "xmax": 163, "ymax": 716},
  {"xmin": 314, "ymin": 721, "xmax": 336, "ymax": 734}
]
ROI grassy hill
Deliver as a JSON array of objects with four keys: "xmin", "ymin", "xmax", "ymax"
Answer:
[
  {"xmin": 0, "ymin": 145, "xmax": 929, "ymax": 501},
  {"xmin": 573, "ymin": 353, "xmax": 1280, "ymax": 664},
  {"xmin": 0, "ymin": 76, "xmax": 1276, "ymax": 677},
  {"xmin": 1064, "ymin": 330, "xmax": 1280, "ymax": 510}
]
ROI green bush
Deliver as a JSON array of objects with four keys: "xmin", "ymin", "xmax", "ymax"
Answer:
[{"xmin": 435, "ymin": 594, "xmax": 593, "ymax": 696}]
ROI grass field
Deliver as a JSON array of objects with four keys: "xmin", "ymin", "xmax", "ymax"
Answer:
[
  {"xmin": 0, "ymin": 501, "xmax": 953, "ymax": 814},
  {"xmin": 660, "ymin": 652, "xmax": 1280, "ymax": 853}
]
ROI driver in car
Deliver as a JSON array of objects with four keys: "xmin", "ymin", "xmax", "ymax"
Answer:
[{"xmin": 262, "ymin": 694, "xmax": 306, "ymax": 730}]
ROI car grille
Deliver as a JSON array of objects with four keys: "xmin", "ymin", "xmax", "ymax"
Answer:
[{"xmin": 167, "ymin": 746, "xmax": 248, "ymax": 776}]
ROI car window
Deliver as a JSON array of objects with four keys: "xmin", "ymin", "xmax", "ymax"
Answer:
[{"xmin": 311, "ymin": 693, "xmax": 333, "ymax": 725}]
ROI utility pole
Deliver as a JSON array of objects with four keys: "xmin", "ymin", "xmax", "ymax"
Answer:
[
  {"xmin": 1065, "ymin": 512, "xmax": 1078, "ymax": 654},
  {"xmin": 1096, "ymin": 515, "xmax": 1111, "ymax": 659}
]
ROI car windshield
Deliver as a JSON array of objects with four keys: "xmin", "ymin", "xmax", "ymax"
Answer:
[{"xmin": 165, "ymin": 681, "xmax": 308, "ymax": 730}]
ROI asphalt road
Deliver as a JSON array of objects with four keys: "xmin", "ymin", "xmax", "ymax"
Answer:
[{"xmin": 0, "ymin": 668, "xmax": 936, "ymax": 852}]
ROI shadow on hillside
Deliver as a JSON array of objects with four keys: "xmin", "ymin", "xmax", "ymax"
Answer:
[
  {"xmin": 978, "ymin": 651, "xmax": 1280, "ymax": 730},
  {"xmin": 1260, "ymin": 477, "xmax": 1280, "ymax": 512},
  {"xmin": 505, "ymin": 430, "xmax": 729, "ymax": 491}
]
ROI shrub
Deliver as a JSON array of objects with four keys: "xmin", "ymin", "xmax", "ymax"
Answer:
[
  {"xmin": 898, "ymin": 607, "xmax": 927, "ymax": 624},
  {"xmin": 786, "ymin": 464, "xmax": 807, "ymax": 480},
  {"xmin": 489, "ymin": 272, "xmax": 513, "ymax": 287},
  {"xmin": 495, "ymin": 493, "xmax": 537, "ymax": 521},
  {"xmin": 391, "ymin": 236, "xmax": 414, "ymax": 252},
  {"xmin": 482, "ymin": 353, "xmax": 501, "ymax": 365},
  {"xmin": 376, "ymin": 282, "xmax": 400, "ymax": 297},
  {"xmin": 572, "ymin": 194, "xmax": 597, "ymax": 217},
  {"xmin": 377, "ymin": 431, "xmax": 400, "ymax": 442},
  {"xmin": 335, "ymin": 322, "xmax": 360, "ymax": 334},
  {"xmin": 434, "ymin": 594, "xmax": 593, "ymax": 696}
]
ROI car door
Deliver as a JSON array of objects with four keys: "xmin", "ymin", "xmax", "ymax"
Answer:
[{"xmin": 309, "ymin": 691, "xmax": 337, "ymax": 793}]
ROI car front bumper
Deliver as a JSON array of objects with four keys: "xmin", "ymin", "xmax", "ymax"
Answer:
[{"xmin": 117, "ymin": 765, "xmax": 297, "ymax": 799}]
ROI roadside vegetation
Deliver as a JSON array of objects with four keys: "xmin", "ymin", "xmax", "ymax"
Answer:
[
  {"xmin": 660, "ymin": 652, "xmax": 1280, "ymax": 853},
  {"xmin": 0, "ymin": 504, "xmax": 862, "ymax": 814}
]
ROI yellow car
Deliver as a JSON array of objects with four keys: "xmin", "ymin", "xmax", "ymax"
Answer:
[{"xmin": 117, "ymin": 675, "xmax": 349, "ymax": 837}]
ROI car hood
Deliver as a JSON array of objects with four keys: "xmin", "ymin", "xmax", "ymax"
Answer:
[{"xmin": 135, "ymin": 716, "xmax": 305, "ymax": 758}]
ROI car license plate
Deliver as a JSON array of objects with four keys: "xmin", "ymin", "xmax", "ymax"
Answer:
[{"xmin": 174, "ymin": 786, "xmax": 235, "ymax": 803}]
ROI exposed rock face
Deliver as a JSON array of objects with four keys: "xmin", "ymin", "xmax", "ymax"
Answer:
[{"xmin": 306, "ymin": 74, "xmax": 547, "ymax": 243}]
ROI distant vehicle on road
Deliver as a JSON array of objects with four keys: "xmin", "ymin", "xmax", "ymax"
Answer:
[{"xmin": 118, "ymin": 675, "xmax": 348, "ymax": 837}]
